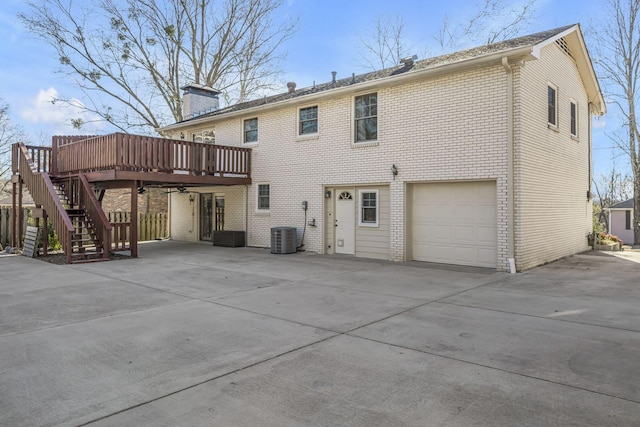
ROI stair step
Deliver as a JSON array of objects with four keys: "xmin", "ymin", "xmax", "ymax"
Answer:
[{"xmin": 72, "ymin": 258, "xmax": 109, "ymax": 264}]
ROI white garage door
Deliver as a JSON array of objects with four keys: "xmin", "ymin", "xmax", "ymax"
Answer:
[{"xmin": 411, "ymin": 181, "xmax": 497, "ymax": 268}]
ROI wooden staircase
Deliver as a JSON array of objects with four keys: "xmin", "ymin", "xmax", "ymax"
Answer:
[
  {"xmin": 13, "ymin": 142, "xmax": 112, "ymax": 264},
  {"xmin": 53, "ymin": 180, "xmax": 109, "ymax": 263}
]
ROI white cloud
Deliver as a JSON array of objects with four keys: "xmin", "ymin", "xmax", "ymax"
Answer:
[{"xmin": 20, "ymin": 87, "xmax": 104, "ymax": 133}]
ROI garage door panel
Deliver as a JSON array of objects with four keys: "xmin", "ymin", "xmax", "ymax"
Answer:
[
  {"xmin": 411, "ymin": 182, "xmax": 497, "ymax": 268},
  {"xmin": 477, "ymin": 226, "xmax": 498, "ymax": 244}
]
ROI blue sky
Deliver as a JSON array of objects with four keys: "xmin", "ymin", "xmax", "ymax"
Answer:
[{"xmin": 0, "ymin": 0, "xmax": 625, "ymax": 176}]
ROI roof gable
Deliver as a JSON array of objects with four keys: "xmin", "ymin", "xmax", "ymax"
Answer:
[{"xmin": 608, "ymin": 199, "xmax": 634, "ymax": 209}]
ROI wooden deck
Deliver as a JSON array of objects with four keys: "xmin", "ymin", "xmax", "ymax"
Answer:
[{"xmin": 10, "ymin": 133, "xmax": 251, "ymax": 263}]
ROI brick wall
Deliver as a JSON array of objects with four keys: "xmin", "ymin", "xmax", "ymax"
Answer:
[
  {"xmin": 515, "ymin": 42, "xmax": 593, "ymax": 270},
  {"xmin": 101, "ymin": 188, "xmax": 168, "ymax": 214},
  {"xmin": 166, "ymin": 42, "xmax": 596, "ymax": 271}
]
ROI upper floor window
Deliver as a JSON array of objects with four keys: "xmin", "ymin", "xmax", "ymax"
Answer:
[
  {"xmin": 192, "ymin": 130, "xmax": 215, "ymax": 144},
  {"xmin": 257, "ymin": 184, "xmax": 270, "ymax": 210},
  {"xmin": 570, "ymin": 101, "xmax": 578, "ymax": 137},
  {"xmin": 355, "ymin": 93, "xmax": 377, "ymax": 142},
  {"xmin": 359, "ymin": 189, "xmax": 378, "ymax": 226},
  {"xmin": 299, "ymin": 106, "xmax": 318, "ymax": 135},
  {"xmin": 244, "ymin": 118, "xmax": 258, "ymax": 143},
  {"xmin": 548, "ymin": 85, "xmax": 557, "ymax": 127}
]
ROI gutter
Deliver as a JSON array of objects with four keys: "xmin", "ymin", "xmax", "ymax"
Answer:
[
  {"xmin": 158, "ymin": 45, "xmax": 537, "ymax": 133},
  {"xmin": 502, "ymin": 57, "xmax": 517, "ymax": 274}
]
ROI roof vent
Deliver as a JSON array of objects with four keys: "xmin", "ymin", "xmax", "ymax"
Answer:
[
  {"xmin": 287, "ymin": 82, "xmax": 296, "ymax": 93},
  {"xmin": 400, "ymin": 55, "xmax": 418, "ymax": 67},
  {"xmin": 331, "ymin": 71, "xmax": 337, "ymax": 83}
]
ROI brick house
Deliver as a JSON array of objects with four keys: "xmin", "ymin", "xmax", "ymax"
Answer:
[{"xmin": 158, "ymin": 24, "xmax": 605, "ymax": 272}]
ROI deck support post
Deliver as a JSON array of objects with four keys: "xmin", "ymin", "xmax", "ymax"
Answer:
[
  {"xmin": 18, "ymin": 178, "xmax": 23, "ymax": 249},
  {"xmin": 131, "ymin": 181, "xmax": 139, "ymax": 258}
]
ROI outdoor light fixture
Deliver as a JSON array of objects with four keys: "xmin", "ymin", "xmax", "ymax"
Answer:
[
  {"xmin": 189, "ymin": 194, "xmax": 195, "ymax": 204},
  {"xmin": 325, "ymin": 190, "xmax": 332, "ymax": 198},
  {"xmin": 137, "ymin": 187, "xmax": 146, "ymax": 194},
  {"xmin": 391, "ymin": 164, "xmax": 398, "ymax": 179}
]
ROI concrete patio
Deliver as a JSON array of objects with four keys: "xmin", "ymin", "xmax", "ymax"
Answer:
[{"xmin": 1, "ymin": 241, "xmax": 639, "ymax": 426}]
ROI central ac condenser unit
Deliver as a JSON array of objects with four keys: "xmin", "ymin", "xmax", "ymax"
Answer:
[{"xmin": 270, "ymin": 227, "xmax": 297, "ymax": 254}]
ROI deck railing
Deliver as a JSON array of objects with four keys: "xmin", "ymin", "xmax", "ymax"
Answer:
[
  {"xmin": 77, "ymin": 174, "xmax": 112, "ymax": 259},
  {"xmin": 14, "ymin": 143, "xmax": 74, "ymax": 262},
  {"xmin": 53, "ymin": 133, "xmax": 251, "ymax": 177}
]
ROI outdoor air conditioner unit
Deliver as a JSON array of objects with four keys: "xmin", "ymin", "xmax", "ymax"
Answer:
[{"xmin": 270, "ymin": 227, "xmax": 297, "ymax": 254}]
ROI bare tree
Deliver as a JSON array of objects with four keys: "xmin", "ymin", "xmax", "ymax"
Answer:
[
  {"xmin": 436, "ymin": 0, "xmax": 538, "ymax": 51},
  {"xmin": 19, "ymin": 0, "xmax": 297, "ymax": 133},
  {"xmin": 0, "ymin": 100, "xmax": 26, "ymax": 193},
  {"xmin": 592, "ymin": 166, "xmax": 634, "ymax": 231},
  {"xmin": 358, "ymin": 16, "xmax": 408, "ymax": 70},
  {"xmin": 593, "ymin": 0, "xmax": 640, "ymax": 245},
  {"xmin": 358, "ymin": 1, "xmax": 538, "ymax": 72}
]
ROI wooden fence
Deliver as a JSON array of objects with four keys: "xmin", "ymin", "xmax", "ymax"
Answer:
[
  {"xmin": 0, "ymin": 207, "xmax": 167, "ymax": 248},
  {"xmin": 107, "ymin": 211, "xmax": 168, "ymax": 242},
  {"xmin": 0, "ymin": 207, "xmax": 31, "ymax": 248}
]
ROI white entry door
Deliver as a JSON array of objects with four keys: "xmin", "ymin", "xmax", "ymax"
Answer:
[{"xmin": 335, "ymin": 189, "xmax": 355, "ymax": 254}]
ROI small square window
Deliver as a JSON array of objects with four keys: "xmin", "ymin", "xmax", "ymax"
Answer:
[
  {"xmin": 570, "ymin": 101, "xmax": 578, "ymax": 137},
  {"xmin": 548, "ymin": 85, "xmax": 557, "ymax": 127},
  {"xmin": 299, "ymin": 106, "xmax": 318, "ymax": 135},
  {"xmin": 244, "ymin": 118, "xmax": 258, "ymax": 143},
  {"xmin": 355, "ymin": 93, "xmax": 377, "ymax": 142},
  {"xmin": 257, "ymin": 184, "xmax": 270, "ymax": 210},
  {"xmin": 359, "ymin": 190, "xmax": 378, "ymax": 226}
]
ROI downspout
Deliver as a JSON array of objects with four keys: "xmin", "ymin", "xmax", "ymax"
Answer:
[{"xmin": 502, "ymin": 57, "xmax": 517, "ymax": 273}]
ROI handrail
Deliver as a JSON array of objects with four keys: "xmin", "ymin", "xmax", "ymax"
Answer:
[
  {"xmin": 16, "ymin": 142, "xmax": 74, "ymax": 261},
  {"xmin": 78, "ymin": 174, "xmax": 112, "ymax": 259},
  {"xmin": 54, "ymin": 132, "xmax": 251, "ymax": 177}
]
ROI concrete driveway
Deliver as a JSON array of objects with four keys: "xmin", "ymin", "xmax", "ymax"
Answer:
[{"xmin": 1, "ymin": 241, "xmax": 639, "ymax": 426}]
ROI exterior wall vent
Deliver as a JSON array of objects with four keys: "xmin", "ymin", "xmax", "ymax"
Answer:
[{"xmin": 270, "ymin": 227, "xmax": 297, "ymax": 254}]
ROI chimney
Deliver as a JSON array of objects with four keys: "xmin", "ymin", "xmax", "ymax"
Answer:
[
  {"xmin": 400, "ymin": 55, "xmax": 418, "ymax": 68},
  {"xmin": 181, "ymin": 84, "xmax": 221, "ymax": 119},
  {"xmin": 287, "ymin": 81, "xmax": 296, "ymax": 93},
  {"xmin": 331, "ymin": 71, "xmax": 337, "ymax": 83}
]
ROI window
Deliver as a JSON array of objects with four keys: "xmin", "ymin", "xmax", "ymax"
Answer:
[
  {"xmin": 359, "ymin": 190, "xmax": 378, "ymax": 226},
  {"xmin": 570, "ymin": 101, "xmax": 578, "ymax": 137},
  {"xmin": 192, "ymin": 130, "xmax": 215, "ymax": 144},
  {"xmin": 355, "ymin": 93, "xmax": 377, "ymax": 142},
  {"xmin": 626, "ymin": 210, "xmax": 631, "ymax": 230},
  {"xmin": 257, "ymin": 184, "xmax": 270, "ymax": 210},
  {"xmin": 548, "ymin": 85, "xmax": 557, "ymax": 127},
  {"xmin": 244, "ymin": 118, "xmax": 258, "ymax": 143},
  {"xmin": 299, "ymin": 106, "xmax": 318, "ymax": 135}
]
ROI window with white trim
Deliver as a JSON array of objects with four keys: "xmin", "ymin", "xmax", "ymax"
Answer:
[
  {"xmin": 299, "ymin": 106, "xmax": 318, "ymax": 135},
  {"xmin": 354, "ymin": 93, "xmax": 377, "ymax": 142},
  {"xmin": 359, "ymin": 190, "xmax": 378, "ymax": 226},
  {"xmin": 548, "ymin": 84, "xmax": 558, "ymax": 127},
  {"xmin": 244, "ymin": 118, "xmax": 258, "ymax": 143},
  {"xmin": 257, "ymin": 184, "xmax": 270, "ymax": 211},
  {"xmin": 570, "ymin": 100, "xmax": 578, "ymax": 137}
]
